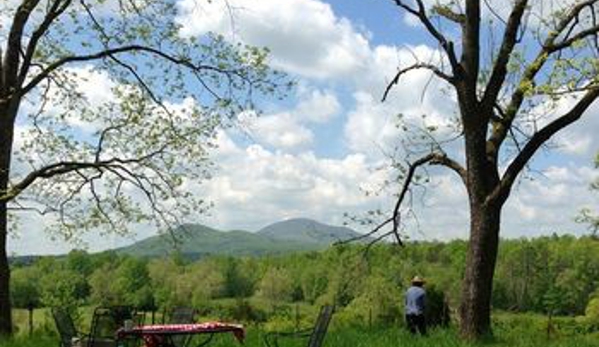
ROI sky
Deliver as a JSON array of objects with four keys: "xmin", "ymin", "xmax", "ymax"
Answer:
[{"xmin": 6, "ymin": 0, "xmax": 599, "ymax": 255}]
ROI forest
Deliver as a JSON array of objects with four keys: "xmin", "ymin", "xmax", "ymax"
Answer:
[{"xmin": 10, "ymin": 234, "xmax": 599, "ymax": 337}]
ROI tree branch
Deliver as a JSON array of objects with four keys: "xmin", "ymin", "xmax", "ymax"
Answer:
[
  {"xmin": 488, "ymin": 85, "xmax": 599, "ymax": 205},
  {"xmin": 2, "ymin": 147, "xmax": 167, "ymax": 202},
  {"xmin": 18, "ymin": 0, "xmax": 72, "ymax": 87},
  {"xmin": 339, "ymin": 151, "xmax": 466, "ymax": 247},
  {"xmin": 3, "ymin": 0, "xmax": 41, "ymax": 94},
  {"xmin": 20, "ymin": 44, "xmax": 244, "ymax": 97},
  {"xmin": 460, "ymin": 0, "xmax": 481, "ymax": 100},
  {"xmin": 547, "ymin": 24, "xmax": 599, "ymax": 53},
  {"xmin": 432, "ymin": 5, "xmax": 466, "ymax": 24},
  {"xmin": 487, "ymin": 0, "xmax": 599, "ymax": 159},
  {"xmin": 481, "ymin": 0, "xmax": 529, "ymax": 109},
  {"xmin": 382, "ymin": 63, "xmax": 454, "ymax": 102},
  {"xmin": 391, "ymin": 0, "xmax": 460, "ymax": 72}
]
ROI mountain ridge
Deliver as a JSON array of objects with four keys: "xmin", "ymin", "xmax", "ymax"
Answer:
[
  {"xmin": 115, "ymin": 218, "xmax": 364, "ymax": 259},
  {"xmin": 257, "ymin": 218, "xmax": 362, "ymax": 244}
]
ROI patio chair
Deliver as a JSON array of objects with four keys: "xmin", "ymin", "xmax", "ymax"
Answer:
[
  {"xmin": 264, "ymin": 305, "xmax": 335, "ymax": 347},
  {"xmin": 164, "ymin": 306, "xmax": 197, "ymax": 324},
  {"xmin": 88, "ymin": 306, "xmax": 136, "ymax": 347},
  {"xmin": 161, "ymin": 307, "xmax": 197, "ymax": 347},
  {"xmin": 51, "ymin": 307, "xmax": 88, "ymax": 347}
]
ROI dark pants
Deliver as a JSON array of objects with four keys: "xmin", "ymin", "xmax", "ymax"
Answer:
[{"xmin": 406, "ymin": 314, "xmax": 426, "ymax": 335}]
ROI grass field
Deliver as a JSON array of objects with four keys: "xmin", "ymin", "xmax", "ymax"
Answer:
[
  {"xmin": 1, "ymin": 327, "xmax": 598, "ymax": 347},
  {"xmin": 0, "ymin": 327, "xmax": 599, "ymax": 347},
  {"xmin": 5, "ymin": 308, "xmax": 598, "ymax": 347}
]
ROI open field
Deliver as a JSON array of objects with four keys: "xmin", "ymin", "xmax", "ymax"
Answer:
[
  {"xmin": 5, "ymin": 309, "xmax": 599, "ymax": 347},
  {"xmin": 2, "ymin": 326, "xmax": 599, "ymax": 347}
]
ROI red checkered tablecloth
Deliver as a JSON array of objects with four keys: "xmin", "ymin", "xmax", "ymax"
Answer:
[{"xmin": 118, "ymin": 322, "xmax": 245, "ymax": 347}]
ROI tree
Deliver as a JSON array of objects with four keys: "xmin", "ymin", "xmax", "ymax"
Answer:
[
  {"xmin": 89, "ymin": 257, "xmax": 152, "ymax": 307},
  {"xmin": 376, "ymin": 0, "xmax": 599, "ymax": 339},
  {"xmin": 0, "ymin": 0, "xmax": 287, "ymax": 335},
  {"xmin": 257, "ymin": 268, "xmax": 294, "ymax": 304},
  {"xmin": 10, "ymin": 266, "xmax": 41, "ymax": 310}
]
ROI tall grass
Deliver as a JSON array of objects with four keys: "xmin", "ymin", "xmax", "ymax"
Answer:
[
  {"xmin": 5, "ymin": 309, "xmax": 597, "ymax": 347},
  {"xmin": 0, "ymin": 334, "xmax": 55, "ymax": 347},
  {"xmin": 1, "ymin": 327, "xmax": 597, "ymax": 347}
]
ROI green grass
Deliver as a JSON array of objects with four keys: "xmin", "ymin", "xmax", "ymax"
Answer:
[
  {"xmin": 0, "ymin": 334, "xmax": 55, "ymax": 347},
  {"xmin": 6, "ymin": 308, "xmax": 597, "ymax": 347},
  {"xmin": 2, "ymin": 326, "xmax": 598, "ymax": 347}
]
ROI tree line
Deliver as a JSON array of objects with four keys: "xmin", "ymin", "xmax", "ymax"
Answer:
[{"xmin": 10, "ymin": 234, "xmax": 599, "ymax": 327}]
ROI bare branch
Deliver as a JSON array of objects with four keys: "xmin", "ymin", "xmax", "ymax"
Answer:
[
  {"xmin": 392, "ymin": 0, "xmax": 460, "ymax": 72},
  {"xmin": 340, "ymin": 151, "xmax": 466, "ymax": 247},
  {"xmin": 334, "ymin": 217, "xmax": 394, "ymax": 245},
  {"xmin": 382, "ymin": 63, "xmax": 454, "ymax": 102},
  {"xmin": 481, "ymin": 0, "xmax": 529, "ymax": 109}
]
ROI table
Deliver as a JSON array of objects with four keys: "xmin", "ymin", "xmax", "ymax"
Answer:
[{"xmin": 117, "ymin": 322, "xmax": 245, "ymax": 347}]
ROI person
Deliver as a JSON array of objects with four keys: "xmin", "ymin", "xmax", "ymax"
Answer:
[{"xmin": 405, "ymin": 276, "xmax": 427, "ymax": 335}]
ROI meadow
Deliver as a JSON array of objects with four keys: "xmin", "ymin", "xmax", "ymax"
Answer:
[
  {"xmin": 4, "ymin": 309, "xmax": 599, "ymax": 347},
  {"xmin": 3, "ymin": 324, "xmax": 599, "ymax": 347},
  {"xmin": 7, "ymin": 237, "xmax": 599, "ymax": 346}
]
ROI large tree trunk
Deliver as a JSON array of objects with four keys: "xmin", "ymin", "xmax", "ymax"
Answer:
[
  {"xmin": 459, "ymin": 203, "xmax": 502, "ymax": 339},
  {"xmin": 458, "ymin": 114, "xmax": 502, "ymax": 339},
  {"xmin": 0, "ymin": 103, "xmax": 16, "ymax": 336},
  {"xmin": 0, "ymin": 203, "xmax": 11, "ymax": 337}
]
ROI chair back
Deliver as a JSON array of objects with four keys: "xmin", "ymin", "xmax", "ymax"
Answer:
[
  {"xmin": 167, "ymin": 307, "xmax": 196, "ymax": 324},
  {"xmin": 162, "ymin": 307, "xmax": 196, "ymax": 347},
  {"xmin": 51, "ymin": 307, "xmax": 78, "ymax": 347},
  {"xmin": 306, "ymin": 305, "xmax": 335, "ymax": 347},
  {"xmin": 88, "ymin": 306, "xmax": 134, "ymax": 347}
]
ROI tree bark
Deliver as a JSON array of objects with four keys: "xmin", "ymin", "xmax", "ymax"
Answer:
[
  {"xmin": 0, "ymin": 101, "xmax": 17, "ymax": 336},
  {"xmin": 0, "ymin": 205, "xmax": 10, "ymax": 337},
  {"xmin": 459, "ymin": 203, "xmax": 502, "ymax": 338},
  {"xmin": 458, "ymin": 115, "xmax": 503, "ymax": 339}
]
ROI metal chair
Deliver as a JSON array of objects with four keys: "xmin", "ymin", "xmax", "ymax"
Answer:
[
  {"xmin": 165, "ymin": 307, "xmax": 196, "ymax": 324},
  {"xmin": 88, "ymin": 306, "xmax": 137, "ymax": 347},
  {"xmin": 51, "ymin": 307, "xmax": 88, "ymax": 347},
  {"xmin": 264, "ymin": 305, "xmax": 335, "ymax": 347},
  {"xmin": 163, "ymin": 307, "xmax": 197, "ymax": 347}
]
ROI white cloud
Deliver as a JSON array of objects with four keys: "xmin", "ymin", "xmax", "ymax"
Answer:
[
  {"xmin": 295, "ymin": 88, "xmax": 341, "ymax": 123},
  {"xmin": 500, "ymin": 164, "xmax": 597, "ymax": 237},
  {"xmin": 8, "ymin": 0, "xmax": 599, "ymax": 256},
  {"xmin": 20, "ymin": 65, "xmax": 116, "ymax": 134},
  {"xmin": 521, "ymin": 92, "xmax": 599, "ymax": 158},
  {"xmin": 193, "ymin": 142, "xmax": 390, "ymax": 231},
  {"xmin": 176, "ymin": 0, "xmax": 372, "ymax": 80},
  {"xmin": 554, "ymin": 102, "xmax": 599, "ymax": 157},
  {"xmin": 344, "ymin": 91, "xmax": 402, "ymax": 154},
  {"xmin": 239, "ymin": 112, "xmax": 314, "ymax": 150}
]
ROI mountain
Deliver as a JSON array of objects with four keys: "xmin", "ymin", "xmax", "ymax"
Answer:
[
  {"xmin": 114, "ymin": 219, "xmax": 364, "ymax": 259},
  {"xmin": 257, "ymin": 218, "xmax": 363, "ymax": 244},
  {"xmin": 115, "ymin": 223, "xmax": 321, "ymax": 258}
]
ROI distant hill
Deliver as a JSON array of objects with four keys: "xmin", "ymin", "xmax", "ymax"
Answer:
[
  {"xmin": 115, "ymin": 219, "xmax": 363, "ymax": 258},
  {"xmin": 115, "ymin": 224, "xmax": 318, "ymax": 258},
  {"xmin": 257, "ymin": 218, "xmax": 363, "ymax": 244}
]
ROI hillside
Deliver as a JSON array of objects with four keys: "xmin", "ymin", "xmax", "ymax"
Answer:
[
  {"xmin": 257, "ymin": 218, "xmax": 364, "ymax": 244},
  {"xmin": 115, "ymin": 219, "xmax": 362, "ymax": 258}
]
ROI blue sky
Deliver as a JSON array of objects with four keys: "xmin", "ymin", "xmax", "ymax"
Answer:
[{"xmin": 6, "ymin": 0, "xmax": 599, "ymax": 255}]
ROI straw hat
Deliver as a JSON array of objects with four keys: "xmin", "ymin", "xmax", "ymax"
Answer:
[{"xmin": 411, "ymin": 276, "xmax": 426, "ymax": 284}]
